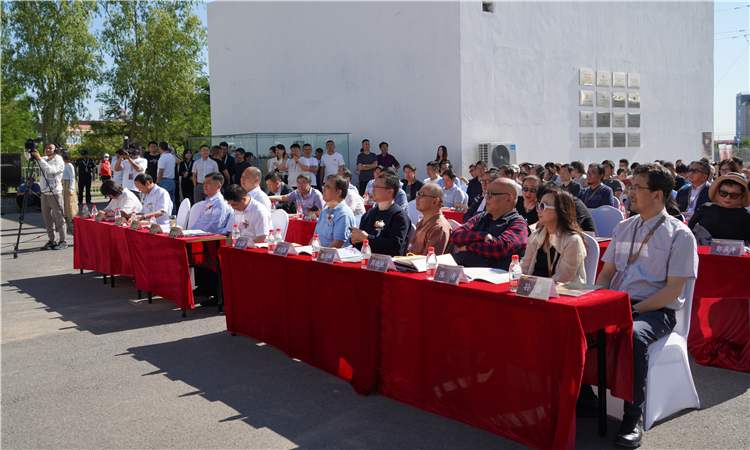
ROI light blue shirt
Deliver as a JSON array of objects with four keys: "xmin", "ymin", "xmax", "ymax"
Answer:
[
  {"xmin": 395, "ymin": 188, "xmax": 409, "ymax": 212},
  {"xmin": 140, "ymin": 184, "xmax": 173, "ymax": 226},
  {"xmin": 287, "ymin": 188, "xmax": 324, "ymax": 214},
  {"xmin": 314, "ymin": 201, "xmax": 356, "ymax": 247},
  {"xmin": 191, "ymin": 192, "xmax": 233, "ymax": 234},
  {"xmin": 443, "ymin": 184, "xmax": 469, "ymax": 207}
]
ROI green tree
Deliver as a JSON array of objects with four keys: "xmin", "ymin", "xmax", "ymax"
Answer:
[
  {"xmin": 741, "ymin": 137, "xmax": 750, "ymax": 148},
  {"xmin": 0, "ymin": 84, "xmax": 37, "ymax": 153},
  {"xmin": 98, "ymin": 1, "xmax": 207, "ymax": 145},
  {"xmin": 2, "ymin": 1, "xmax": 102, "ymax": 146},
  {"xmin": 77, "ymin": 120, "xmax": 130, "ymax": 158}
]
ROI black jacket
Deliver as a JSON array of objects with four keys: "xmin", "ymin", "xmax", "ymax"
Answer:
[
  {"xmin": 402, "ymin": 180, "xmax": 424, "ymax": 202},
  {"xmin": 269, "ymin": 182, "xmax": 298, "ymax": 214}
]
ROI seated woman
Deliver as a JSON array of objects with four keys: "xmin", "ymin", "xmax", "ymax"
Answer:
[
  {"xmin": 101, "ymin": 180, "xmax": 142, "ymax": 218},
  {"xmin": 688, "ymin": 172, "xmax": 750, "ymax": 245},
  {"xmin": 516, "ymin": 175, "xmax": 540, "ymax": 225},
  {"xmin": 520, "ymin": 187, "xmax": 588, "ymax": 283}
]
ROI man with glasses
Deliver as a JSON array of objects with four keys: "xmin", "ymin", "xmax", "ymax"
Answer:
[
  {"xmin": 578, "ymin": 163, "xmax": 615, "ymax": 209},
  {"xmin": 314, "ymin": 175, "xmax": 356, "ymax": 248},
  {"xmin": 350, "ymin": 173, "xmax": 411, "ymax": 256},
  {"xmin": 451, "ymin": 178, "xmax": 528, "ymax": 269},
  {"xmin": 269, "ymin": 173, "xmax": 324, "ymax": 217},
  {"xmin": 675, "ymin": 160, "xmax": 711, "ymax": 214},
  {"xmin": 409, "ymin": 183, "xmax": 453, "ymax": 255},
  {"xmin": 240, "ymin": 166, "xmax": 273, "ymax": 211},
  {"xmin": 463, "ymin": 170, "xmax": 501, "ymax": 222}
]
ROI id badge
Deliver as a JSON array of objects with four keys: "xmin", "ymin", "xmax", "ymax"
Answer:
[
  {"xmin": 129, "ymin": 173, "xmax": 134, "ymax": 180},
  {"xmin": 610, "ymin": 268, "xmax": 627, "ymax": 291}
]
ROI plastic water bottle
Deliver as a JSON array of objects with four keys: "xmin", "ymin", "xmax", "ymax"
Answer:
[
  {"xmin": 114, "ymin": 208, "xmax": 120, "ymax": 221},
  {"xmin": 274, "ymin": 228, "xmax": 283, "ymax": 245},
  {"xmin": 150, "ymin": 215, "xmax": 157, "ymax": 226},
  {"xmin": 619, "ymin": 202, "xmax": 627, "ymax": 219},
  {"xmin": 311, "ymin": 234, "xmax": 321, "ymax": 260},
  {"xmin": 509, "ymin": 255, "xmax": 522, "ymax": 293},
  {"xmin": 297, "ymin": 204, "xmax": 303, "ymax": 219},
  {"xmin": 270, "ymin": 201, "xmax": 276, "ymax": 212},
  {"xmin": 363, "ymin": 192, "xmax": 369, "ymax": 205},
  {"xmin": 231, "ymin": 224, "xmax": 240, "ymax": 244},
  {"xmin": 426, "ymin": 247, "xmax": 438, "ymax": 281},
  {"xmin": 82, "ymin": 203, "xmax": 89, "ymax": 218},
  {"xmin": 360, "ymin": 239, "xmax": 371, "ymax": 269},
  {"xmin": 267, "ymin": 229, "xmax": 276, "ymax": 253},
  {"xmin": 91, "ymin": 205, "xmax": 98, "ymax": 217}
]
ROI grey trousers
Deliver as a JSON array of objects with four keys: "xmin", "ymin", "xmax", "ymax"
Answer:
[
  {"xmin": 193, "ymin": 183, "xmax": 207, "ymax": 202},
  {"xmin": 41, "ymin": 192, "xmax": 66, "ymax": 243}
]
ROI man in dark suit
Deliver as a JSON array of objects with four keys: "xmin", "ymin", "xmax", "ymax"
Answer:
[
  {"xmin": 675, "ymin": 160, "xmax": 711, "ymax": 214},
  {"xmin": 264, "ymin": 171, "xmax": 297, "ymax": 214},
  {"xmin": 466, "ymin": 160, "xmax": 486, "ymax": 204}
]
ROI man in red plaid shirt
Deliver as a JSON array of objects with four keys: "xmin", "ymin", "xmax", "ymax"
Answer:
[{"xmin": 452, "ymin": 178, "xmax": 528, "ymax": 270}]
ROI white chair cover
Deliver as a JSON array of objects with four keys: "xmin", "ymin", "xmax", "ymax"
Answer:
[
  {"xmin": 589, "ymin": 205, "xmax": 624, "ymax": 238},
  {"xmin": 355, "ymin": 215, "xmax": 362, "ymax": 228},
  {"xmin": 408, "ymin": 200, "xmax": 420, "ymax": 226},
  {"xmin": 406, "ymin": 223, "xmax": 416, "ymax": 244},
  {"xmin": 581, "ymin": 232, "xmax": 599, "ymax": 285},
  {"xmin": 270, "ymin": 209, "xmax": 289, "ymax": 240},
  {"xmin": 187, "ymin": 201, "xmax": 206, "ymax": 229},
  {"xmin": 176, "ymin": 198, "xmax": 191, "ymax": 228},
  {"xmin": 612, "ymin": 196, "xmax": 620, "ymax": 210},
  {"xmin": 447, "ymin": 219, "xmax": 461, "ymax": 231}
]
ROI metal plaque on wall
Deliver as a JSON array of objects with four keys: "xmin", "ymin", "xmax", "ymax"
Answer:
[
  {"xmin": 597, "ymin": 133, "xmax": 611, "ymax": 148},
  {"xmin": 613, "ymin": 113, "xmax": 626, "ymax": 128},
  {"xmin": 613, "ymin": 133, "xmax": 627, "ymax": 147},
  {"xmin": 580, "ymin": 111, "xmax": 594, "ymax": 127},
  {"xmin": 579, "ymin": 90, "xmax": 594, "ymax": 107},
  {"xmin": 613, "ymin": 72, "xmax": 626, "ymax": 88},
  {"xmin": 596, "ymin": 91, "xmax": 610, "ymax": 108},
  {"xmin": 612, "ymin": 92, "xmax": 626, "ymax": 108},
  {"xmin": 596, "ymin": 71, "xmax": 610, "ymax": 87},
  {"xmin": 580, "ymin": 132, "xmax": 595, "ymax": 148},
  {"xmin": 628, "ymin": 112, "xmax": 641, "ymax": 128},
  {"xmin": 580, "ymin": 69, "xmax": 595, "ymax": 86},
  {"xmin": 628, "ymin": 133, "xmax": 641, "ymax": 147},
  {"xmin": 597, "ymin": 112, "xmax": 611, "ymax": 127},
  {"xmin": 628, "ymin": 73, "xmax": 640, "ymax": 89},
  {"xmin": 628, "ymin": 93, "xmax": 640, "ymax": 108}
]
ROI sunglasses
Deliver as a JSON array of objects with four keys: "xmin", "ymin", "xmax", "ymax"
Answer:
[
  {"xmin": 718, "ymin": 190, "xmax": 742, "ymax": 200},
  {"xmin": 536, "ymin": 202, "xmax": 556, "ymax": 212},
  {"xmin": 522, "ymin": 187, "xmax": 537, "ymax": 193},
  {"xmin": 484, "ymin": 190, "xmax": 510, "ymax": 199},
  {"xmin": 688, "ymin": 169, "xmax": 706, "ymax": 174}
]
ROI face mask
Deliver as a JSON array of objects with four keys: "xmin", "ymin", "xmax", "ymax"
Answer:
[{"xmin": 104, "ymin": 157, "xmax": 109, "ymax": 161}]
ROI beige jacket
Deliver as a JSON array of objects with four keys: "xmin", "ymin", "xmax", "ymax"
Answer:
[{"xmin": 520, "ymin": 226, "xmax": 587, "ymax": 283}]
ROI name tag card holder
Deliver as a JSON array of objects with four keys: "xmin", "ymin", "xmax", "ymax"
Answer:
[
  {"xmin": 515, "ymin": 275, "xmax": 559, "ymax": 301},
  {"xmin": 94, "ymin": 211, "xmax": 106, "ymax": 222},
  {"xmin": 168, "ymin": 227, "xmax": 184, "ymax": 238},
  {"xmin": 233, "ymin": 237, "xmax": 250, "ymax": 250},
  {"xmin": 273, "ymin": 241, "xmax": 298, "ymax": 257},
  {"xmin": 710, "ymin": 239, "xmax": 747, "ymax": 257},
  {"xmin": 129, "ymin": 220, "xmax": 141, "ymax": 230},
  {"xmin": 316, "ymin": 247, "xmax": 337, "ymax": 264},
  {"xmin": 366, "ymin": 254, "xmax": 394, "ymax": 272},
  {"xmin": 302, "ymin": 213, "xmax": 316, "ymax": 222},
  {"xmin": 148, "ymin": 223, "xmax": 162, "ymax": 234},
  {"xmin": 114, "ymin": 217, "xmax": 125, "ymax": 227},
  {"xmin": 433, "ymin": 264, "xmax": 469, "ymax": 285}
]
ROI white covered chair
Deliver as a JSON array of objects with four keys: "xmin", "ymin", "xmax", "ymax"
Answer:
[
  {"xmin": 612, "ymin": 196, "xmax": 620, "ymax": 210},
  {"xmin": 176, "ymin": 198, "xmax": 191, "ymax": 228},
  {"xmin": 600, "ymin": 279, "xmax": 700, "ymax": 430},
  {"xmin": 406, "ymin": 223, "xmax": 416, "ymax": 244},
  {"xmin": 447, "ymin": 219, "xmax": 461, "ymax": 231},
  {"xmin": 581, "ymin": 232, "xmax": 599, "ymax": 284},
  {"xmin": 187, "ymin": 201, "xmax": 205, "ymax": 229},
  {"xmin": 270, "ymin": 209, "xmax": 289, "ymax": 241},
  {"xmin": 408, "ymin": 200, "xmax": 420, "ymax": 225},
  {"xmin": 589, "ymin": 205, "xmax": 624, "ymax": 238},
  {"xmin": 355, "ymin": 215, "xmax": 362, "ymax": 228}
]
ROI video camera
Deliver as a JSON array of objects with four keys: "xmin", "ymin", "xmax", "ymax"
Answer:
[
  {"xmin": 116, "ymin": 136, "xmax": 129, "ymax": 156},
  {"xmin": 24, "ymin": 137, "xmax": 43, "ymax": 152}
]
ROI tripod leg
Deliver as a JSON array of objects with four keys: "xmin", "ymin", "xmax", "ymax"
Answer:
[{"xmin": 13, "ymin": 190, "xmax": 31, "ymax": 259}]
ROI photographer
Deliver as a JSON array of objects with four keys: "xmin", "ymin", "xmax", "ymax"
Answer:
[
  {"xmin": 25, "ymin": 143, "xmax": 67, "ymax": 250},
  {"xmin": 114, "ymin": 145, "xmax": 147, "ymax": 201}
]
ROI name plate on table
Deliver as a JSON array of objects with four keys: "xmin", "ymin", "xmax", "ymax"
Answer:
[
  {"xmin": 129, "ymin": 220, "xmax": 140, "ymax": 230},
  {"xmin": 168, "ymin": 227, "xmax": 184, "ymax": 238},
  {"xmin": 366, "ymin": 254, "xmax": 391, "ymax": 272},
  {"xmin": 316, "ymin": 247, "xmax": 336, "ymax": 264},
  {"xmin": 302, "ymin": 213, "xmax": 316, "ymax": 222},
  {"xmin": 81, "ymin": 211, "xmax": 91, "ymax": 219},
  {"xmin": 434, "ymin": 264, "xmax": 469, "ymax": 285},
  {"xmin": 516, "ymin": 275, "xmax": 559, "ymax": 301},
  {"xmin": 233, "ymin": 237, "xmax": 250, "ymax": 250},
  {"xmin": 148, "ymin": 223, "xmax": 161, "ymax": 234},
  {"xmin": 94, "ymin": 211, "xmax": 105, "ymax": 222},
  {"xmin": 273, "ymin": 241, "xmax": 293, "ymax": 257},
  {"xmin": 114, "ymin": 217, "xmax": 125, "ymax": 227},
  {"xmin": 710, "ymin": 239, "xmax": 747, "ymax": 257}
]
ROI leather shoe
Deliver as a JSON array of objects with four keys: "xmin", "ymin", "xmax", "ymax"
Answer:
[{"xmin": 615, "ymin": 414, "xmax": 643, "ymax": 448}]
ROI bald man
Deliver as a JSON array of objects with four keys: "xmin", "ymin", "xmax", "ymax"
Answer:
[
  {"xmin": 240, "ymin": 166, "xmax": 272, "ymax": 210},
  {"xmin": 409, "ymin": 183, "xmax": 454, "ymax": 255},
  {"xmin": 451, "ymin": 178, "xmax": 528, "ymax": 270}
]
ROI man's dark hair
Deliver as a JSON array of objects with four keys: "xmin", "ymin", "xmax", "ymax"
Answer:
[
  {"xmin": 128, "ymin": 142, "xmax": 140, "ymax": 150},
  {"xmin": 199, "ymin": 144, "xmax": 209, "ymax": 151},
  {"xmin": 617, "ymin": 168, "xmax": 627, "ymax": 176},
  {"xmin": 690, "ymin": 160, "xmax": 711, "ymax": 175},
  {"xmin": 290, "ymin": 143, "xmax": 300, "ymax": 150},
  {"xmin": 362, "ymin": 139, "xmax": 369, "ymax": 144},
  {"xmin": 731, "ymin": 156, "xmax": 744, "ymax": 168},
  {"xmin": 530, "ymin": 164, "xmax": 545, "ymax": 176},
  {"xmin": 265, "ymin": 171, "xmax": 282, "ymax": 182},
  {"xmin": 475, "ymin": 160, "xmax": 487, "ymax": 168},
  {"xmin": 588, "ymin": 163, "xmax": 605, "ymax": 177},
  {"xmin": 224, "ymin": 184, "xmax": 247, "ymax": 202},
  {"xmin": 158, "ymin": 141, "xmax": 169, "ymax": 151},
  {"xmin": 404, "ymin": 163, "xmax": 416, "ymax": 172},
  {"xmin": 544, "ymin": 162, "xmax": 557, "ymax": 171},
  {"xmin": 442, "ymin": 169, "xmax": 456, "ymax": 180},
  {"xmin": 426, "ymin": 161, "xmax": 440, "ymax": 171},
  {"xmin": 560, "ymin": 163, "xmax": 573, "ymax": 173},
  {"xmin": 339, "ymin": 167, "xmax": 353, "ymax": 180},
  {"xmin": 375, "ymin": 165, "xmax": 386, "ymax": 173},
  {"xmin": 537, "ymin": 181, "xmax": 561, "ymax": 199},
  {"xmin": 570, "ymin": 160, "xmax": 585, "ymax": 175},
  {"xmin": 619, "ymin": 158, "xmax": 629, "ymax": 166},
  {"xmin": 100, "ymin": 180, "xmax": 124, "ymax": 197},
  {"xmin": 633, "ymin": 164, "xmax": 674, "ymax": 204},
  {"xmin": 134, "ymin": 173, "xmax": 153, "ymax": 185},
  {"xmin": 385, "ymin": 167, "xmax": 398, "ymax": 177},
  {"xmin": 602, "ymin": 160, "xmax": 615, "ymax": 170},
  {"xmin": 219, "ymin": 141, "xmax": 229, "ymax": 148},
  {"xmin": 326, "ymin": 140, "xmax": 334, "ymax": 145},
  {"xmin": 275, "ymin": 144, "xmax": 286, "ymax": 151},
  {"xmin": 296, "ymin": 173, "xmax": 312, "ymax": 184},
  {"xmin": 148, "ymin": 141, "xmax": 158, "ymax": 147},
  {"xmin": 326, "ymin": 174, "xmax": 349, "ymax": 200},
  {"xmin": 497, "ymin": 164, "xmax": 513, "ymax": 177},
  {"xmin": 630, "ymin": 162, "xmax": 639, "ymax": 170},
  {"xmin": 441, "ymin": 161, "xmax": 453, "ymax": 171},
  {"xmin": 675, "ymin": 163, "xmax": 688, "ymax": 174},
  {"xmin": 662, "ymin": 161, "xmax": 674, "ymax": 169},
  {"xmin": 315, "ymin": 148, "xmax": 324, "ymax": 154},
  {"xmin": 379, "ymin": 141, "xmax": 388, "ymax": 148},
  {"xmin": 303, "ymin": 143, "xmax": 312, "ymax": 149},
  {"xmin": 487, "ymin": 171, "xmax": 502, "ymax": 181},
  {"xmin": 206, "ymin": 172, "xmax": 224, "ymax": 185},
  {"xmin": 378, "ymin": 173, "xmax": 400, "ymax": 199},
  {"xmin": 235, "ymin": 148, "xmax": 246, "ymax": 155}
]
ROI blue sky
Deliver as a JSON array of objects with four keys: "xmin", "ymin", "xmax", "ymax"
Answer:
[{"xmin": 84, "ymin": 1, "xmax": 749, "ymax": 141}]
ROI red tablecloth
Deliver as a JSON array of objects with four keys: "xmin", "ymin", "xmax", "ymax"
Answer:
[
  {"xmin": 598, "ymin": 241, "xmax": 750, "ymax": 372},
  {"xmin": 286, "ymin": 218, "xmax": 317, "ymax": 245},
  {"xmin": 219, "ymin": 247, "xmax": 382, "ymax": 395},
  {"xmin": 377, "ymin": 271, "xmax": 633, "ymax": 450},
  {"xmin": 73, "ymin": 217, "xmax": 134, "ymax": 277},
  {"xmin": 442, "ymin": 210, "xmax": 465, "ymax": 223}
]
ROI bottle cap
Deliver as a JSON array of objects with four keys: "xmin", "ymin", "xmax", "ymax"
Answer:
[
  {"xmin": 428, "ymin": 247, "xmax": 434, "ymax": 252},
  {"xmin": 233, "ymin": 224, "xmax": 238, "ymax": 227},
  {"xmin": 364, "ymin": 239, "xmax": 369, "ymax": 244},
  {"xmin": 313, "ymin": 234, "xmax": 319, "ymax": 238},
  {"xmin": 269, "ymin": 229, "xmax": 274, "ymax": 233},
  {"xmin": 276, "ymin": 228, "xmax": 281, "ymax": 231},
  {"xmin": 512, "ymin": 254, "xmax": 519, "ymax": 260}
]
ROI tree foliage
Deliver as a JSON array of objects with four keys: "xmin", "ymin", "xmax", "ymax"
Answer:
[
  {"xmin": 2, "ymin": 1, "xmax": 102, "ymax": 146},
  {"xmin": 1, "ymin": 83, "xmax": 37, "ymax": 153}
]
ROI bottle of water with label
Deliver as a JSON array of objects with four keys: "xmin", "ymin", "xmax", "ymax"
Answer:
[
  {"xmin": 311, "ymin": 234, "xmax": 321, "ymax": 261},
  {"xmin": 426, "ymin": 247, "xmax": 438, "ymax": 281},
  {"xmin": 270, "ymin": 201, "xmax": 276, "ymax": 212},
  {"xmin": 274, "ymin": 228, "xmax": 283, "ymax": 245},
  {"xmin": 82, "ymin": 203, "xmax": 89, "ymax": 218},
  {"xmin": 91, "ymin": 204, "xmax": 98, "ymax": 217},
  {"xmin": 509, "ymin": 254, "xmax": 522, "ymax": 293},
  {"xmin": 267, "ymin": 229, "xmax": 276, "ymax": 253},
  {"xmin": 114, "ymin": 208, "xmax": 120, "ymax": 221},
  {"xmin": 360, "ymin": 239, "xmax": 371, "ymax": 269},
  {"xmin": 363, "ymin": 192, "xmax": 369, "ymax": 205},
  {"xmin": 150, "ymin": 215, "xmax": 157, "ymax": 226},
  {"xmin": 297, "ymin": 204, "xmax": 303, "ymax": 219},
  {"xmin": 232, "ymin": 224, "xmax": 240, "ymax": 244}
]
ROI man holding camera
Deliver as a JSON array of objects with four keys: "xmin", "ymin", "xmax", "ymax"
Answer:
[
  {"xmin": 26, "ymin": 143, "xmax": 67, "ymax": 250},
  {"xmin": 115, "ymin": 145, "xmax": 147, "ymax": 201}
]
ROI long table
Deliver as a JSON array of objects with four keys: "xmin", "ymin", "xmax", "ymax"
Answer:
[
  {"xmin": 220, "ymin": 246, "xmax": 633, "ymax": 450},
  {"xmin": 74, "ymin": 217, "xmax": 134, "ymax": 282}
]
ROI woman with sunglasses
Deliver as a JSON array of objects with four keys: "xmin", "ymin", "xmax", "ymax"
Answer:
[
  {"xmin": 516, "ymin": 175, "xmax": 541, "ymax": 225},
  {"xmin": 520, "ymin": 187, "xmax": 588, "ymax": 283},
  {"xmin": 688, "ymin": 172, "xmax": 750, "ymax": 245}
]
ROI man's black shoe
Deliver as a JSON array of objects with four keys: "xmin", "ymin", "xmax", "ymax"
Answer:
[
  {"xmin": 200, "ymin": 297, "xmax": 219, "ymax": 307},
  {"xmin": 53, "ymin": 241, "xmax": 68, "ymax": 250},
  {"xmin": 41, "ymin": 241, "xmax": 56, "ymax": 250},
  {"xmin": 615, "ymin": 414, "xmax": 643, "ymax": 448}
]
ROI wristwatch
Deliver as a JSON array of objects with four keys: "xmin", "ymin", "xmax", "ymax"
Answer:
[{"xmin": 631, "ymin": 305, "xmax": 640, "ymax": 318}]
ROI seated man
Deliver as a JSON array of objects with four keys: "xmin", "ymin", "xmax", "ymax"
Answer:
[
  {"xmin": 337, "ymin": 167, "xmax": 366, "ymax": 216},
  {"xmin": 384, "ymin": 167, "xmax": 410, "ymax": 212},
  {"xmin": 675, "ymin": 160, "xmax": 711, "ymax": 214},
  {"xmin": 133, "ymin": 173, "xmax": 173, "ymax": 226},
  {"xmin": 463, "ymin": 170, "xmax": 500, "ymax": 222},
  {"xmin": 224, "ymin": 184, "xmax": 272, "ymax": 243},
  {"xmin": 190, "ymin": 172, "xmax": 233, "ymax": 234},
  {"xmin": 409, "ymin": 183, "xmax": 453, "ymax": 255},
  {"xmin": 240, "ymin": 166, "xmax": 272, "ymax": 210},
  {"xmin": 578, "ymin": 163, "xmax": 615, "ymax": 209},
  {"xmin": 314, "ymin": 175, "xmax": 356, "ymax": 248},
  {"xmin": 101, "ymin": 179, "xmax": 142, "ymax": 218},
  {"xmin": 451, "ymin": 178, "xmax": 527, "ymax": 270},
  {"xmin": 594, "ymin": 164, "xmax": 698, "ymax": 448},
  {"xmin": 270, "ymin": 174, "xmax": 324, "ymax": 217},
  {"xmin": 423, "ymin": 161, "xmax": 443, "ymax": 186},
  {"xmin": 442, "ymin": 169, "xmax": 469, "ymax": 208},
  {"xmin": 264, "ymin": 171, "xmax": 297, "ymax": 214},
  {"xmin": 16, "ymin": 177, "xmax": 41, "ymax": 209},
  {"xmin": 350, "ymin": 173, "xmax": 411, "ymax": 256}
]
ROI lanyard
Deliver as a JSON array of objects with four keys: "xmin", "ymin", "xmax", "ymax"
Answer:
[
  {"xmin": 545, "ymin": 242, "xmax": 561, "ymax": 277},
  {"xmin": 584, "ymin": 185, "xmax": 601, "ymax": 205},
  {"xmin": 626, "ymin": 214, "xmax": 667, "ymax": 266}
]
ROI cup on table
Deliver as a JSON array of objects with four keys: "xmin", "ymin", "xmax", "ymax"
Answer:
[{"xmin": 169, "ymin": 215, "xmax": 176, "ymax": 228}]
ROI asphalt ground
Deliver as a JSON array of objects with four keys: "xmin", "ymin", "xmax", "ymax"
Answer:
[{"xmin": 2, "ymin": 201, "xmax": 748, "ymax": 449}]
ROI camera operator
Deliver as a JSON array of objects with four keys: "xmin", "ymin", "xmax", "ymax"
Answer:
[
  {"xmin": 114, "ymin": 145, "xmax": 147, "ymax": 202},
  {"xmin": 25, "ymin": 143, "xmax": 68, "ymax": 250}
]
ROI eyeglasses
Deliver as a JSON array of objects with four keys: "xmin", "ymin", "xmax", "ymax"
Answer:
[
  {"xmin": 718, "ymin": 189, "xmax": 742, "ymax": 200},
  {"xmin": 484, "ymin": 190, "xmax": 510, "ymax": 200},
  {"xmin": 688, "ymin": 169, "xmax": 706, "ymax": 175},
  {"xmin": 630, "ymin": 184, "xmax": 652, "ymax": 193},
  {"xmin": 522, "ymin": 187, "xmax": 537, "ymax": 193},
  {"xmin": 480, "ymin": 179, "xmax": 492, "ymax": 185},
  {"xmin": 536, "ymin": 202, "xmax": 556, "ymax": 212},
  {"xmin": 372, "ymin": 185, "xmax": 387, "ymax": 191},
  {"xmin": 416, "ymin": 191, "xmax": 437, "ymax": 199},
  {"xmin": 297, "ymin": 181, "xmax": 308, "ymax": 186},
  {"xmin": 322, "ymin": 184, "xmax": 332, "ymax": 190},
  {"xmin": 719, "ymin": 168, "xmax": 731, "ymax": 174}
]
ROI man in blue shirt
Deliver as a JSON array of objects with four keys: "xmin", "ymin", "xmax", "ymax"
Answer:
[
  {"xmin": 314, "ymin": 175, "xmax": 356, "ymax": 247},
  {"xmin": 16, "ymin": 177, "xmax": 41, "ymax": 209},
  {"xmin": 442, "ymin": 169, "xmax": 469, "ymax": 208},
  {"xmin": 190, "ymin": 172, "xmax": 233, "ymax": 234},
  {"xmin": 270, "ymin": 173, "xmax": 324, "ymax": 217},
  {"xmin": 578, "ymin": 163, "xmax": 614, "ymax": 209}
]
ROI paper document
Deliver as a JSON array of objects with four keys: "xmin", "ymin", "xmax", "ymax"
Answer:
[
  {"xmin": 462, "ymin": 267, "xmax": 510, "ymax": 284},
  {"xmin": 392, "ymin": 253, "xmax": 457, "ymax": 272},
  {"xmin": 555, "ymin": 282, "xmax": 603, "ymax": 297},
  {"xmin": 181, "ymin": 229, "xmax": 213, "ymax": 237}
]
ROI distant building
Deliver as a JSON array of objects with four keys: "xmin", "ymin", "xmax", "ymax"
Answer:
[
  {"xmin": 737, "ymin": 92, "xmax": 750, "ymax": 142},
  {"xmin": 65, "ymin": 121, "xmax": 103, "ymax": 148}
]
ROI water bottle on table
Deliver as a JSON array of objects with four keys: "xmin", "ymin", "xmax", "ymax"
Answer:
[
  {"xmin": 114, "ymin": 208, "xmax": 120, "ymax": 221},
  {"xmin": 267, "ymin": 229, "xmax": 276, "ymax": 253},
  {"xmin": 297, "ymin": 204, "xmax": 303, "ymax": 219},
  {"xmin": 311, "ymin": 234, "xmax": 321, "ymax": 261},
  {"xmin": 360, "ymin": 239, "xmax": 371, "ymax": 269},
  {"xmin": 91, "ymin": 205, "xmax": 98, "ymax": 217},
  {"xmin": 509, "ymin": 254, "xmax": 522, "ymax": 293},
  {"xmin": 82, "ymin": 203, "xmax": 89, "ymax": 218},
  {"xmin": 274, "ymin": 228, "xmax": 283, "ymax": 245},
  {"xmin": 231, "ymin": 224, "xmax": 240, "ymax": 244},
  {"xmin": 426, "ymin": 247, "xmax": 437, "ymax": 280}
]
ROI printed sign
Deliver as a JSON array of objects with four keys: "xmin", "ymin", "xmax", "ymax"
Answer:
[
  {"xmin": 434, "ymin": 264, "xmax": 463, "ymax": 285},
  {"xmin": 302, "ymin": 213, "xmax": 316, "ymax": 222},
  {"xmin": 366, "ymin": 254, "xmax": 391, "ymax": 273},
  {"xmin": 149, "ymin": 223, "xmax": 161, "ymax": 234},
  {"xmin": 316, "ymin": 247, "xmax": 337, "ymax": 264},
  {"xmin": 168, "ymin": 227, "xmax": 184, "ymax": 238},
  {"xmin": 129, "ymin": 220, "xmax": 140, "ymax": 230},
  {"xmin": 114, "ymin": 217, "xmax": 125, "ymax": 227},
  {"xmin": 233, "ymin": 237, "xmax": 250, "ymax": 250},
  {"xmin": 94, "ymin": 211, "xmax": 106, "ymax": 222},
  {"xmin": 710, "ymin": 239, "xmax": 746, "ymax": 257},
  {"xmin": 273, "ymin": 241, "xmax": 293, "ymax": 257},
  {"xmin": 515, "ymin": 275, "xmax": 559, "ymax": 300}
]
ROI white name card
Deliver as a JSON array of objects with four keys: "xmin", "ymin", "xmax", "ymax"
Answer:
[
  {"xmin": 710, "ymin": 239, "xmax": 747, "ymax": 257},
  {"xmin": 516, "ymin": 275, "xmax": 559, "ymax": 301},
  {"xmin": 366, "ymin": 254, "xmax": 391, "ymax": 272},
  {"xmin": 433, "ymin": 264, "xmax": 470, "ymax": 285},
  {"xmin": 273, "ymin": 241, "xmax": 298, "ymax": 257},
  {"xmin": 233, "ymin": 237, "xmax": 250, "ymax": 250}
]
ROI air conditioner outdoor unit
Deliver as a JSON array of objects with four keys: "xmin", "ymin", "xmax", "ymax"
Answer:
[{"xmin": 478, "ymin": 142, "xmax": 516, "ymax": 167}]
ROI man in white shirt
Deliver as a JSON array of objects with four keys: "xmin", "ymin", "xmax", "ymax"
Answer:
[
  {"xmin": 192, "ymin": 145, "xmax": 219, "ymax": 202},
  {"xmin": 156, "ymin": 141, "xmax": 177, "ymax": 215},
  {"xmin": 114, "ymin": 147, "xmax": 147, "ymax": 201},
  {"xmin": 101, "ymin": 180, "xmax": 142, "ymax": 218},
  {"xmin": 298, "ymin": 143, "xmax": 319, "ymax": 187},
  {"xmin": 266, "ymin": 145, "xmax": 278, "ymax": 173},
  {"xmin": 338, "ymin": 167, "xmax": 366, "ymax": 216},
  {"xmin": 240, "ymin": 166, "xmax": 272, "ymax": 210},
  {"xmin": 320, "ymin": 140, "xmax": 345, "ymax": 180},
  {"xmin": 281, "ymin": 143, "xmax": 304, "ymax": 188},
  {"xmin": 423, "ymin": 161, "xmax": 443, "ymax": 187},
  {"xmin": 133, "ymin": 173, "xmax": 173, "ymax": 226},
  {"xmin": 223, "ymin": 184, "xmax": 272, "ymax": 243},
  {"xmin": 26, "ymin": 143, "xmax": 67, "ymax": 250}
]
